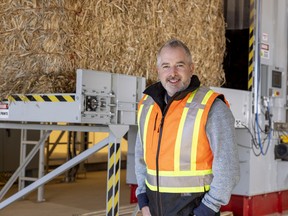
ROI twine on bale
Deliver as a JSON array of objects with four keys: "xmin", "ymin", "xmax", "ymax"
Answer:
[{"xmin": 0, "ymin": 0, "xmax": 225, "ymax": 99}]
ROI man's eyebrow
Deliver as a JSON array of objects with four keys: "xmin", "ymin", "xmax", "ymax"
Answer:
[
  {"xmin": 176, "ymin": 61, "xmax": 186, "ymax": 64},
  {"xmin": 160, "ymin": 62, "xmax": 170, "ymax": 66},
  {"xmin": 161, "ymin": 61, "xmax": 186, "ymax": 66}
]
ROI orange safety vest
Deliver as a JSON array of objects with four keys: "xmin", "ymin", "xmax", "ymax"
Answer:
[{"xmin": 137, "ymin": 86, "xmax": 227, "ymax": 193}]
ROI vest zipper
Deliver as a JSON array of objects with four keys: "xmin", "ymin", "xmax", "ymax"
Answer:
[
  {"xmin": 154, "ymin": 113, "xmax": 158, "ymax": 131},
  {"xmin": 155, "ymin": 102, "xmax": 170, "ymax": 216},
  {"xmin": 156, "ymin": 116, "xmax": 164, "ymax": 216}
]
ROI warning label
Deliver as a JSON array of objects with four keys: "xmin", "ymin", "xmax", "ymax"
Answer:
[
  {"xmin": 0, "ymin": 102, "xmax": 9, "ymax": 118},
  {"xmin": 0, "ymin": 110, "xmax": 9, "ymax": 119},
  {"xmin": 261, "ymin": 43, "xmax": 270, "ymax": 59},
  {"xmin": 0, "ymin": 103, "xmax": 8, "ymax": 109}
]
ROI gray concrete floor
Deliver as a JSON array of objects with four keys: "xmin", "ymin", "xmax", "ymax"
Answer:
[{"xmin": 0, "ymin": 169, "xmax": 135, "ymax": 216}]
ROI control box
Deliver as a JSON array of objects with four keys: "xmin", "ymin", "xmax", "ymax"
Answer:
[{"xmin": 261, "ymin": 65, "xmax": 285, "ymax": 98}]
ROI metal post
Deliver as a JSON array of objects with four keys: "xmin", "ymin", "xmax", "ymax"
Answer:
[
  {"xmin": 106, "ymin": 125, "xmax": 129, "ymax": 216},
  {"xmin": 106, "ymin": 140, "xmax": 121, "ymax": 216},
  {"xmin": 248, "ymin": 0, "xmax": 255, "ymax": 91},
  {"xmin": 19, "ymin": 129, "xmax": 27, "ymax": 191},
  {"xmin": 37, "ymin": 130, "xmax": 46, "ymax": 202},
  {"xmin": 253, "ymin": 0, "xmax": 262, "ymax": 114}
]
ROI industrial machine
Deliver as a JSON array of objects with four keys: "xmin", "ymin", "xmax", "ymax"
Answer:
[
  {"xmin": 217, "ymin": 0, "xmax": 288, "ymax": 215},
  {"xmin": 215, "ymin": 69, "xmax": 288, "ymax": 215},
  {"xmin": 0, "ymin": 69, "xmax": 145, "ymax": 125},
  {"xmin": 0, "ymin": 69, "xmax": 145, "ymax": 216}
]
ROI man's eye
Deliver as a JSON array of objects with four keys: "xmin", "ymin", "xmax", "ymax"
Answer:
[
  {"xmin": 162, "ymin": 65, "xmax": 170, "ymax": 69},
  {"xmin": 176, "ymin": 64, "xmax": 184, "ymax": 68}
]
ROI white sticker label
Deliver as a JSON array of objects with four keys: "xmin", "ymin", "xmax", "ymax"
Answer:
[
  {"xmin": 261, "ymin": 50, "xmax": 269, "ymax": 59},
  {"xmin": 262, "ymin": 33, "xmax": 268, "ymax": 42},
  {"xmin": 0, "ymin": 110, "xmax": 9, "ymax": 119}
]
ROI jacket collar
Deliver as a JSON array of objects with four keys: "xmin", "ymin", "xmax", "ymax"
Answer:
[{"xmin": 143, "ymin": 75, "xmax": 201, "ymax": 111}]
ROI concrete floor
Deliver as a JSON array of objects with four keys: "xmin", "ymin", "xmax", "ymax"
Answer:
[{"xmin": 0, "ymin": 169, "xmax": 136, "ymax": 216}]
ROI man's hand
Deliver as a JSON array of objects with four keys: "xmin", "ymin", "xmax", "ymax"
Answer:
[
  {"xmin": 193, "ymin": 202, "xmax": 216, "ymax": 216},
  {"xmin": 141, "ymin": 206, "xmax": 152, "ymax": 216}
]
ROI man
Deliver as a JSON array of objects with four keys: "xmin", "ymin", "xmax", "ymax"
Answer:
[{"xmin": 135, "ymin": 39, "xmax": 240, "ymax": 216}]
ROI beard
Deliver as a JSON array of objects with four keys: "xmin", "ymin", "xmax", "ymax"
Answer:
[{"xmin": 163, "ymin": 78, "xmax": 188, "ymax": 96}]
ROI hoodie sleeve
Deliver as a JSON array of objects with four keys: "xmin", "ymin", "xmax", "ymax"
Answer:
[
  {"xmin": 201, "ymin": 98, "xmax": 240, "ymax": 212},
  {"xmin": 134, "ymin": 132, "xmax": 149, "ymax": 209}
]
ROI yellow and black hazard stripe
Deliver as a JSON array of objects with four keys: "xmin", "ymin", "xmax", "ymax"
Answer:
[
  {"xmin": 8, "ymin": 94, "xmax": 75, "ymax": 102},
  {"xmin": 248, "ymin": 0, "xmax": 255, "ymax": 91},
  {"xmin": 107, "ymin": 142, "xmax": 121, "ymax": 216}
]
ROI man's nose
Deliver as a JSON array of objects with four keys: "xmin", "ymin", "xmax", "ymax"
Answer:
[{"xmin": 169, "ymin": 66, "xmax": 178, "ymax": 76}]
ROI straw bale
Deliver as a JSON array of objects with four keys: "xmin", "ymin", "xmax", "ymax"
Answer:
[
  {"xmin": 0, "ymin": 0, "xmax": 225, "ymax": 99},
  {"xmin": 75, "ymin": 0, "xmax": 225, "ymax": 87},
  {"xmin": 0, "ymin": 0, "xmax": 80, "ymax": 98}
]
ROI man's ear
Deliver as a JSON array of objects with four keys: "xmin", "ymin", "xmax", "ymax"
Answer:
[
  {"xmin": 155, "ymin": 66, "xmax": 159, "ymax": 72},
  {"xmin": 190, "ymin": 63, "xmax": 195, "ymax": 76},
  {"xmin": 155, "ymin": 66, "xmax": 160, "ymax": 80}
]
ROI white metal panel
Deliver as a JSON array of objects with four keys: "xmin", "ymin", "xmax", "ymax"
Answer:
[
  {"xmin": 232, "ymin": 131, "xmax": 282, "ymax": 196},
  {"xmin": 112, "ymin": 74, "xmax": 137, "ymax": 125},
  {"xmin": 248, "ymin": 143, "xmax": 279, "ymax": 195},
  {"xmin": 277, "ymin": 161, "xmax": 288, "ymax": 191},
  {"xmin": 210, "ymin": 87, "xmax": 251, "ymax": 128},
  {"xmin": 4, "ymin": 96, "xmax": 81, "ymax": 123},
  {"xmin": 232, "ymin": 161, "xmax": 251, "ymax": 195},
  {"xmin": 76, "ymin": 69, "xmax": 112, "ymax": 95}
]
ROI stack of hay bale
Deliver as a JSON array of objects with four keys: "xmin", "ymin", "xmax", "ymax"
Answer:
[{"xmin": 0, "ymin": 0, "xmax": 225, "ymax": 99}]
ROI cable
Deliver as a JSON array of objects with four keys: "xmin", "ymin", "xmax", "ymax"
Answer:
[
  {"xmin": 253, "ymin": 79, "xmax": 273, "ymax": 156},
  {"xmin": 241, "ymin": 103, "xmax": 273, "ymax": 157},
  {"xmin": 241, "ymin": 123, "xmax": 262, "ymax": 156}
]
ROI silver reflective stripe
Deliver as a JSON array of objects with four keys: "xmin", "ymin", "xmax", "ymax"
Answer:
[
  {"xmin": 146, "ymin": 172, "xmax": 213, "ymax": 189},
  {"xmin": 191, "ymin": 87, "xmax": 211, "ymax": 105},
  {"xmin": 178, "ymin": 87, "xmax": 211, "ymax": 171},
  {"xmin": 138, "ymin": 96, "xmax": 155, "ymax": 149}
]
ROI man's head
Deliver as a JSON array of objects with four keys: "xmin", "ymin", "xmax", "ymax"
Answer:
[{"xmin": 156, "ymin": 39, "xmax": 194, "ymax": 97}]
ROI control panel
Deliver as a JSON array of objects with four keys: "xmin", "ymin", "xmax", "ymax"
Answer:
[{"xmin": 261, "ymin": 65, "xmax": 285, "ymax": 98}]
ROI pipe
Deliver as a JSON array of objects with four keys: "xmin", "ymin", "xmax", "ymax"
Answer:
[{"xmin": 253, "ymin": 0, "xmax": 262, "ymax": 114}]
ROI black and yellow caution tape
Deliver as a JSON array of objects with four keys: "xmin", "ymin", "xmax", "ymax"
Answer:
[
  {"xmin": 107, "ymin": 142, "xmax": 121, "ymax": 216},
  {"xmin": 8, "ymin": 94, "xmax": 75, "ymax": 102},
  {"xmin": 248, "ymin": 0, "xmax": 255, "ymax": 91}
]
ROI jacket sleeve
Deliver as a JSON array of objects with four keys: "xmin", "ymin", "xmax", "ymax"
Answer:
[
  {"xmin": 200, "ymin": 98, "xmax": 240, "ymax": 212},
  {"xmin": 134, "ymin": 132, "xmax": 149, "ymax": 209}
]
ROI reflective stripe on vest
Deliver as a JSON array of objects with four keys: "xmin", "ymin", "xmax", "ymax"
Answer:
[
  {"xmin": 137, "ymin": 87, "xmax": 222, "ymax": 193},
  {"xmin": 137, "ymin": 94, "xmax": 155, "ymax": 162}
]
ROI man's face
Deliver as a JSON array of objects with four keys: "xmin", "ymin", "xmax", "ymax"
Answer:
[{"xmin": 157, "ymin": 46, "xmax": 194, "ymax": 97}]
